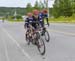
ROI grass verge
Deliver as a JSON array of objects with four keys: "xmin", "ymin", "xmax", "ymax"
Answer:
[
  {"xmin": 48, "ymin": 16, "xmax": 75, "ymax": 23},
  {"xmin": 8, "ymin": 19, "xmax": 24, "ymax": 22}
]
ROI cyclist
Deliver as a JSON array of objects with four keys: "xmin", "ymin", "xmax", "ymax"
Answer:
[
  {"xmin": 32, "ymin": 9, "xmax": 40, "ymax": 29},
  {"xmin": 39, "ymin": 10, "xmax": 45, "ymax": 28},
  {"xmin": 24, "ymin": 10, "xmax": 40, "ymax": 40},
  {"xmin": 42, "ymin": 9, "xmax": 49, "ymax": 26},
  {"xmin": 2, "ymin": 17, "xmax": 5, "ymax": 23},
  {"xmin": 32, "ymin": 9, "xmax": 46, "ymax": 31},
  {"xmin": 33, "ymin": 9, "xmax": 47, "ymax": 36},
  {"xmin": 24, "ymin": 12, "xmax": 34, "ymax": 41},
  {"xmin": 24, "ymin": 10, "xmax": 41, "ymax": 44},
  {"xmin": 24, "ymin": 12, "xmax": 33, "ymax": 29}
]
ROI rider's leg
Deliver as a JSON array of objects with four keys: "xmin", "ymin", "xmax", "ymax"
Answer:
[
  {"xmin": 46, "ymin": 18, "xmax": 49, "ymax": 26},
  {"xmin": 39, "ymin": 21, "xmax": 46, "ymax": 35}
]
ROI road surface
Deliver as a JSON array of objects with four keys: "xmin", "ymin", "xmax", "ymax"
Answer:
[{"xmin": 0, "ymin": 20, "xmax": 75, "ymax": 61}]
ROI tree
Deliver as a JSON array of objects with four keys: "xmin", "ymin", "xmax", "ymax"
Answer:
[
  {"xmin": 38, "ymin": 1, "xmax": 45, "ymax": 10},
  {"xmin": 71, "ymin": 0, "xmax": 75, "ymax": 13},
  {"xmin": 52, "ymin": 0, "xmax": 72, "ymax": 18},
  {"xmin": 52, "ymin": 0, "xmax": 60, "ymax": 17},
  {"xmin": 34, "ymin": 1, "xmax": 39, "ymax": 10},
  {"xmin": 26, "ymin": 3, "xmax": 33, "ymax": 13}
]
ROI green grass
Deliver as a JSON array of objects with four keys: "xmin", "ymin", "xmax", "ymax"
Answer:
[
  {"xmin": 0, "ymin": 17, "xmax": 1, "ymax": 19},
  {"xmin": 7, "ymin": 16, "xmax": 75, "ymax": 23},
  {"xmin": 8, "ymin": 19, "xmax": 23, "ymax": 22},
  {"xmin": 49, "ymin": 16, "xmax": 75, "ymax": 23}
]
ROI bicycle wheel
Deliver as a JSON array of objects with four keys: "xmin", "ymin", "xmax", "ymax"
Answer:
[
  {"xmin": 44, "ymin": 31, "xmax": 50, "ymax": 42},
  {"xmin": 25, "ymin": 34, "xmax": 30, "ymax": 45},
  {"xmin": 36, "ymin": 37, "xmax": 45, "ymax": 55}
]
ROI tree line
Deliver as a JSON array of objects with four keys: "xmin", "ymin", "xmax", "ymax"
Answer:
[
  {"xmin": 25, "ymin": 0, "xmax": 75, "ymax": 18},
  {"xmin": 51, "ymin": 0, "xmax": 75, "ymax": 18},
  {"xmin": 0, "ymin": 0, "xmax": 75, "ymax": 18},
  {"xmin": 0, "ymin": 1, "xmax": 46, "ymax": 17},
  {"xmin": 0, "ymin": 7, "xmax": 26, "ymax": 16}
]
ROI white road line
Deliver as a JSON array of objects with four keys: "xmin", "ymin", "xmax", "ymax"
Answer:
[
  {"xmin": 2, "ymin": 32, "xmax": 10, "ymax": 61},
  {"xmin": 1, "ymin": 27, "xmax": 34, "ymax": 61},
  {"xmin": 49, "ymin": 29, "xmax": 75, "ymax": 36},
  {"xmin": 50, "ymin": 23, "xmax": 75, "ymax": 26}
]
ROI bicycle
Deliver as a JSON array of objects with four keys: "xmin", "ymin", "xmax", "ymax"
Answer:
[{"xmin": 25, "ymin": 22, "xmax": 45, "ymax": 55}]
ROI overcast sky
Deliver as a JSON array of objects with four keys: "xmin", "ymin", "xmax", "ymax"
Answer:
[{"xmin": 0, "ymin": 0, "xmax": 54, "ymax": 7}]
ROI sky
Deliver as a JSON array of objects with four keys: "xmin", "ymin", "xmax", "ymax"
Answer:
[{"xmin": 0, "ymin": 0, "xmax": 55, "ymax": 7}]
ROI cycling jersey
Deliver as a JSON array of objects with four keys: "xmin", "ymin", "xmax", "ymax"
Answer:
[
  {"xmin": 25, "ymin": 16, "xmax": 39, "ymax": 29},
  {"xmin": 39, "ymin": 12, "xmax": 44, "ymax": 27},
  {"xmin": 39, "ymin": 12, "xmax": 44, "ymax": 19},
  {"xmin": 44, "ymin": 13, "xmax": 48, "ymax": 18},
  {"xmin": 32, "ymin": 16, "xmax": 40, "ymax": 29},
  {"xmin": 24, "ymin": 15, "xmax": 45, "ymax": 29},
  {"xmin": 24, "ymin": 17, "xmax": 33, "ymax": 28}
]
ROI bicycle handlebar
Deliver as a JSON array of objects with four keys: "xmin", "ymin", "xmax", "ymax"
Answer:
[{"xmin": 29, "ymin": 21, "xmax": 40, "ymax": 24}]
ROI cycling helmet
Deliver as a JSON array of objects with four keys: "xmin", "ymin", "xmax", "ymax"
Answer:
[
  {"xmin": 43, "ymin": 9, "xmax": 48, "ymax": 14},
  {"xmin": 33, "ymin": 9, "xmax": 39, "ymax": 15}
]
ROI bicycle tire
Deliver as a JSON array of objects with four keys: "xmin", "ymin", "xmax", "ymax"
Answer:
[
  {"xmin": 44, "ymin": 31, "xmax": 50, "ymax": 42},
  {"xmin": 36, "ymin": 37, "xmax": 45, "ymax": 55}
]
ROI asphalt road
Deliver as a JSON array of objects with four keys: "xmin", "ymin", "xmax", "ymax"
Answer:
[{"xmin": 0, "ymin": 20, "xmax": 75, "ymax": 61}]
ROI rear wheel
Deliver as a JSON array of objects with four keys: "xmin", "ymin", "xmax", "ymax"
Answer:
[
  {"xmin": 45, "ymin": 31, "xmax": 50, "ymax": 42},
  {"xmin": 25, "ymin": 33, "xmax": 30, "ymax": 45}
]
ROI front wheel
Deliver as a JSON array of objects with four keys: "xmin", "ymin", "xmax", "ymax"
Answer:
[
  {"xmin": 25, "ymin": 33, "xmax": 31, "ymax": 45},
  {"xmin": 45, "ymin": 31, "xmax": 50, "ymax": 42},
  {"xmin": 36, "ymin": 37, "xmax": 45, "ymax": 55}
]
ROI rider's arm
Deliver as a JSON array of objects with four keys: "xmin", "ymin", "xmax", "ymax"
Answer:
[
  {"xmin": 24, "ymin": 18, "xmax": 29, "ymax": 29},
  {"xmin": 44, "ymin": 14, "xmax": 49, "ymax": 26}
]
